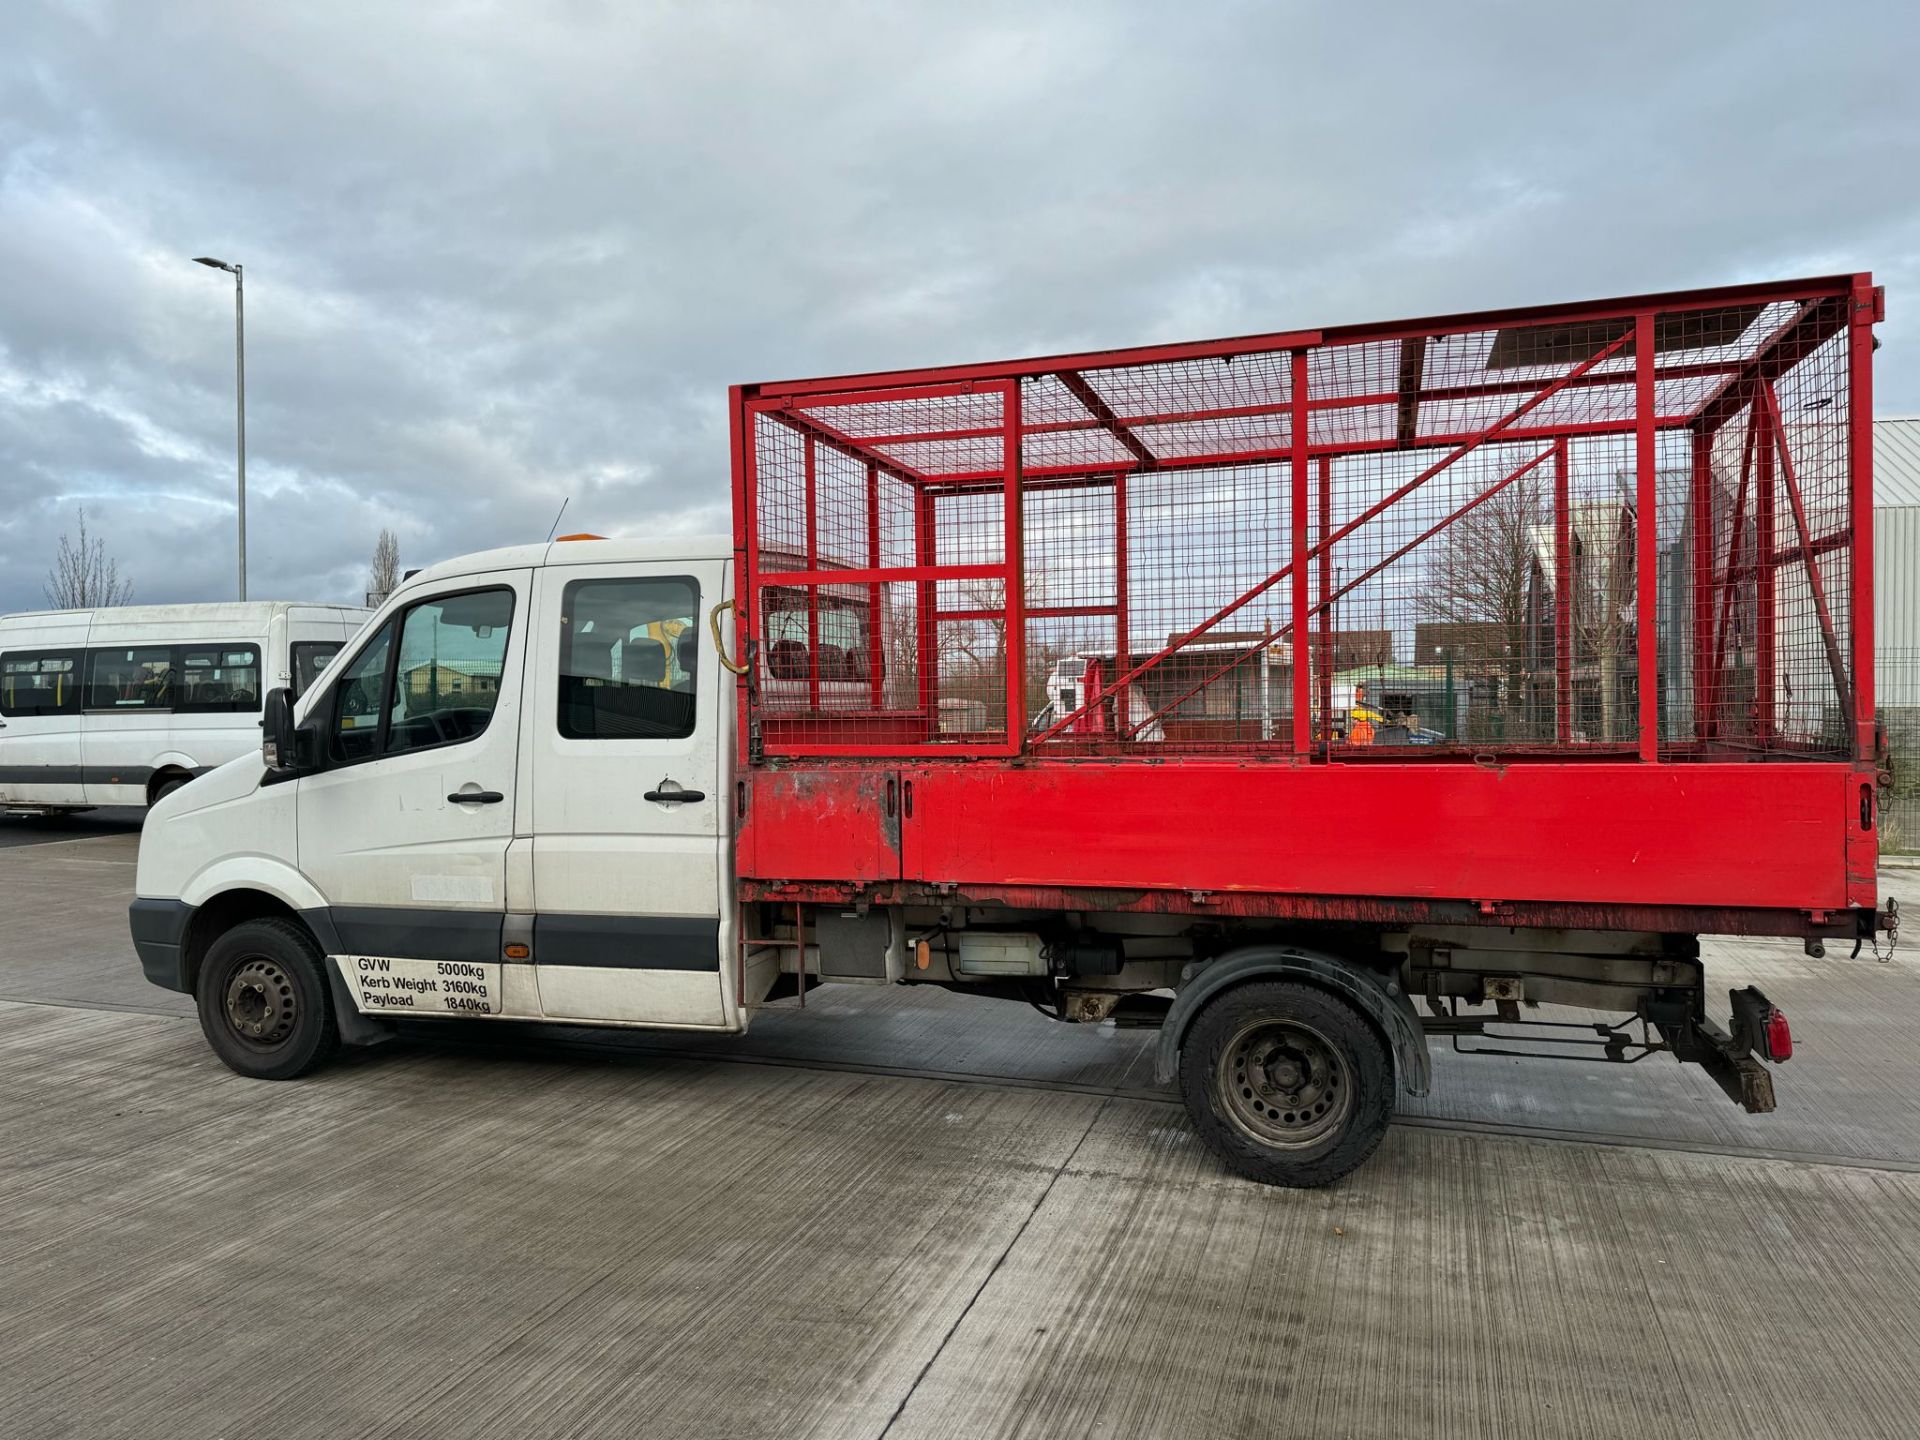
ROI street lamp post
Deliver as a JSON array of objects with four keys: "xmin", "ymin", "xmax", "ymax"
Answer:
[{"xmin": 193, "ymin": 256, "xmax": 246, "ymax": 600}]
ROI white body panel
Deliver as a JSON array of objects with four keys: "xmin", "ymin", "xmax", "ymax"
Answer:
[
  {"xmin": 158, "ymin": 757, "xmax": 311, "ymax": 909},
  {"xmin": 0, "ymin": 602, "xmax": 367, "ymax": 810},
  {"xmin": 534, "ymin": 968, "xmax": 726, "ymax": 1026}
]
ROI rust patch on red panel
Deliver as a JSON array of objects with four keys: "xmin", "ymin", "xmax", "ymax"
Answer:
[{"xmin": 739, "ymin": 768, "xmax": 900, "ymax": 883}]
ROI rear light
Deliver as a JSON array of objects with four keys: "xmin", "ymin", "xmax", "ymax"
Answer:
[
  {"xmin": 1730, "ymin": 985, "xmax": 1792, "ymax": 1064},
  {"xmin": 1763, "ymin": 1007, "xmax": 1793, "ymax": 1063}
]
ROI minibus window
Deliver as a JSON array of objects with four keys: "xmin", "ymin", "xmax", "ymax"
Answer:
[
  {"xmin": 385, "ymin": 589, "xmax": 514, "ymax": 755},
  {"xmin": 175, "ymin": 646, "xmax": 262, "ymax": 713},
  {"xmin": 760, "ymin": 589, "xmax": 875, "ymax": 685},
  {"xmin": 88, "ymin": 649, "xmax": 173, "ymax": 710},
  {"xmin": 0, "ymin": 652, "xmax": 81, "ymax": 716},
  {"xmin": 291, "ymin": 642, "xmax": 342, "ymax": 699},
  {"xmin": 558, "ymin": 577, "xmax": 699, "ymax": 740},
  {"xmin": 329, "ymin": 623, "xmax": 395, "ymax": 762}
]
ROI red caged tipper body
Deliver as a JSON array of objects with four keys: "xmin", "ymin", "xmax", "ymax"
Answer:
[
  {"xmin": 723, "ymin": 275, "xmax": 1888, "ymax": 1184},
  {"xmin": 732, "ymin": 275, "xmax": 1883, "ymax": 937}
]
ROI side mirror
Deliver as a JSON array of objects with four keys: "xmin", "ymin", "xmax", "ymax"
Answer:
[{"xmin": 261, "ymin": 687, "xmax": 310, "ymax": 774}]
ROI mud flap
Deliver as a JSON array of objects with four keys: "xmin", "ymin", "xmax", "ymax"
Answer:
[{"xmin": 324, "ymin": 956, "xmax": 398, "ymax": 1048}]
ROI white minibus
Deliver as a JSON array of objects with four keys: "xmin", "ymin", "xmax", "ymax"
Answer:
[{"xmin": 0, "ymin": 602, "xmax": 369, "ymax": 812}]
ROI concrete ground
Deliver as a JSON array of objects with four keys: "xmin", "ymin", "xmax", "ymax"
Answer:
[
  {"xmin": 0, "ymin": 805, "xmax": 141, "ymax": 850},
  {"xmin": 4, "ymin": 822, "xmax": 1920, "ymax": 1439}
]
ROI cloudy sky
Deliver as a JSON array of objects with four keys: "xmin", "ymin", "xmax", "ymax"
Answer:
[{"xmin": 1, "ymin": 0, "xmax": 1916, "ymax": 613}]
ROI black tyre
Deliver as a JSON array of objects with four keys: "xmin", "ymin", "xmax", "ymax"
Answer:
[
  {"xmin": 195, "ymin": 918, "xmax": 340, "ymax": 1080},
  {"xmin": 152, "ymin": 776, "xmax": 189, "ymax": 805},
  {"xmin": 1177, "ymin": 979, "xmax": 1395, "ymax": 1188}
]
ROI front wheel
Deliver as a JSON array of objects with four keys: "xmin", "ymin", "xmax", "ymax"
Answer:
[
  {"xmin": 195, "ymin": 919, "xmax": 340, "ymax": 1080},
  {"xmin": 1178, "ymin": 979, "xmax": 1395, "ymax": 1187}
]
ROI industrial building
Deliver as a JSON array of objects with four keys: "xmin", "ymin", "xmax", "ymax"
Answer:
[
  {"xmin": 1876, "ymin": 417, "xmax": 1920, "ymax": 702},
  {"xmin": 1875, "ymin": 416, "xmax": 1920, "ymax": 846}
]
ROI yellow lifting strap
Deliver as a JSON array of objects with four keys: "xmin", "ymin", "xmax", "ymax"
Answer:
[{"xmin": 710, "ymin": 598, "xmax": 749, "ymax": 676}]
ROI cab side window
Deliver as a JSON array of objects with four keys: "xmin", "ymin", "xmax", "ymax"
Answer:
[
  {"xmin": 558, "ymin": 577, "xmax": 698, "ymax": 740},
  {"xmin": 329, "ymin": 624, "xmax": 393, "ymax": 762},
  {"xmin": 0, "ymin": 652, "xmax": 81, "ymax": 716},
  {"xmin": 325, "ymin": 589, "xmax": 515, "ymax": 765},
  {"xmin": 386, "ymin": 590, "xmax": 514, "ymax": 754}
]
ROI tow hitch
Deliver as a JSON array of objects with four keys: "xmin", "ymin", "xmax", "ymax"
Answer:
[{"xmin": 1672, "ymin": 986, "xmax": 1791, "ymax": 1114}]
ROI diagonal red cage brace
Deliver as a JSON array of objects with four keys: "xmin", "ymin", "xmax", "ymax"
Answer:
[
  {"xmin": 1028, "ymin": 332, "xmax": 1632, "ymax": 746},
  {"xmin": 1759, "ymin": 380, "xmax": 1853, "ymax": 732},
  {"xmin": 1116, "ymin": 444, "xmax": 1556, "ymax": 743}
]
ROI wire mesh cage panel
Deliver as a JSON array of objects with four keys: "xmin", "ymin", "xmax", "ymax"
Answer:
[{"xmin": 736, "ymin": 276, "xmax": 1875, "ymax": 765}]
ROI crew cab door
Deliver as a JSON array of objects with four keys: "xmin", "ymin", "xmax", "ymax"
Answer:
[
  {"xmin": 523, "ymin": 559, "xmax": 733, "ymax": 1028},
  {"xmin": 296, "ymin": 573, "xmax": 529, "ymax": 1006}
]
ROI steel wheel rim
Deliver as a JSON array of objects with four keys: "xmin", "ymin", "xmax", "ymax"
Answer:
[
  {"xmin": 1216, "ymin": 1017, "xmax": 1354, "ymax": 1149},
  {"xmin": 223, "ymin": 957, "xmax": 297, "ymax": 1048}
]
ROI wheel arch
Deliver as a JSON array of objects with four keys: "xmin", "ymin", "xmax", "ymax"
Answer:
[
  {"xmin": 180, "ymin": 889, "xmax": 314, "ymax": 996},
  {"xmin": 179, "ymin": 857, "xmax": 327, "ymax": 915},
  {"xmin": 177, "ymin": 860, "xmax": 330, "ymax": 994},
  {"xmin": 145, "ymin": 765, "xmax": 196, "ymax": 806},
  {"xmin": 1156, "ymin": 945, "xmax": 1431, "ymax": 1096}
]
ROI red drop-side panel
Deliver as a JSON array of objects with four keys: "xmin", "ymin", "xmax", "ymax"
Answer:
[{"xmin": 896, "ymin": 762, "xmax": 1854, "ymax": 913}]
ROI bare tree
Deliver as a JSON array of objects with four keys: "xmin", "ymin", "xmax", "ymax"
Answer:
[
  {"xmin": 936, "ymin": 571, "xmax": 1066, "ymax": 714},
  {"xmin": 44, "ymin": 507, "xmax": 134, "ymax": 609},
  {"xmin": 1573, "ymin": 498, "xmax": 1636, "ymax": 742},
  {"xmin": 878, "ymin": 570, "xmax": 1062, "ymax": 727},
  {"xmin": 878, "ymin": 576, "xmax": 1006, "ymax": 726},
  {"xmin": 368, "ymin": 528, "xmax": 401, "ymax": 604},
  {"xmin": 1421, "ymin": 471, "xmax": 1548, "ymax": 732}
]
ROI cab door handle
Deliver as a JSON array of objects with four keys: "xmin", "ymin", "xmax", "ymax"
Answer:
[
  {"xmin": 449, "ymin": 789, "xmax": 505, "ymax": 804},
  {"xmin": 644, "ymin": 787, "xmax": 706, "ymax": 804}
]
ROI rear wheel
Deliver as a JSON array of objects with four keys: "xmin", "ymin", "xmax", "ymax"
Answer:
[
  {"xmin": 151, "ymin": 774, "xmax": 190, "ymax": 805},
  {"xmin": 1178, "ymin": 979, "xmax": 1395, "ymax": 1187},
  {"xmin": 195, "ymin": 918, "xmax": 339, "ymax": 1080}
]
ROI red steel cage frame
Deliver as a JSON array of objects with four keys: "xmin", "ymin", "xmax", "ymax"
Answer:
[{"xmin": 730, "ymin": 276, "xmax": 1884, "ymax": 937}]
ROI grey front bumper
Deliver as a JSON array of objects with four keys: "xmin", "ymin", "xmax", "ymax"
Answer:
[{"xmin": 129, "ymin": 899, "xmax": 194, "ymax": 993}]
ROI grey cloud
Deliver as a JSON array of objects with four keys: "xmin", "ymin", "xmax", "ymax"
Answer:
[{"xmin": 2, "ymin": 0, "xmax": 1916, "ymax": 613}]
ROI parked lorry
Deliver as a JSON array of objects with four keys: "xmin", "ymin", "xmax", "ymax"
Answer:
[{"xmin": 131, "ymin": 275, "xmax": 1889, "ymax": 1186}]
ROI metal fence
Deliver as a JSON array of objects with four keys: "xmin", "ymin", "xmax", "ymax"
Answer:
[{"xmin": 736, "ymin": 277, "xmax": 1877, "ymax": 765}]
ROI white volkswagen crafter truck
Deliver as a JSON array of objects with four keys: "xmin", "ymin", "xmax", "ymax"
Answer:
[
  {"xmin": 131, "ymin": 281, "xmax": 1892, "ymax": 1187},
  {"xmin": 131, "ymin": 535, "xmax": 1823, "ymax": 1188}
]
